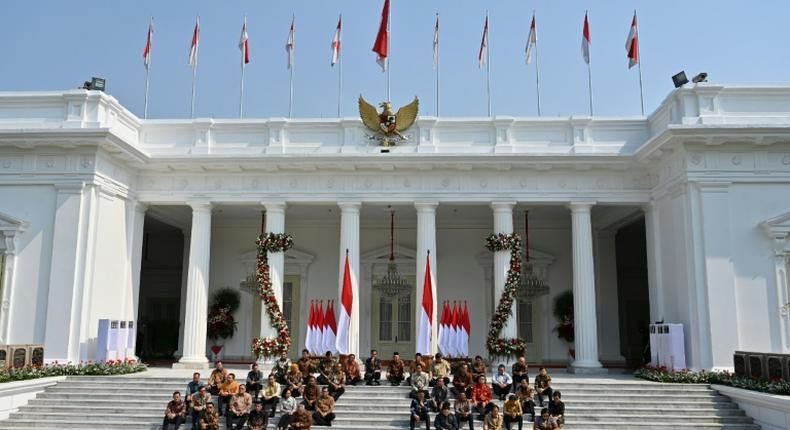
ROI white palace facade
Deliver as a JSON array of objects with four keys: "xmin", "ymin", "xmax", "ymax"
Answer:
[{"xmin": 0, "ymin": 84, "xmax": 789, "ymax": 371}]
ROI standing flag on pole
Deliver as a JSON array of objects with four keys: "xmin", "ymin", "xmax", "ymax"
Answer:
[
  {"xmin": 478, "ymin": 15, "xmax": 489, "ymax": 69},
  {"xmin": 314, "ymin": 300, "xmax": 325, "ymax": 354},
  {"xmin": 433, "ymin": 14, "xmax": 440, "ymax": 69},
  {"xmin": 323, "ymin": 300, "xmax": 338, "ymax": 355},
  {"xmin": 189, "ymin": 17, "xmax": 200, "ymax": 69},
  {"xmin": 336, "ymin": 251, "xmax": 353, "ymax": 354},
  {"xmin": 286, "ymin": 16, "xmax": 295, "ymax": 69},
  {"xmin": 239, "ymin": 17, "xmax": 250, "ymax": 66},
  {"xmin": 461, "ymin": 301, "xmax": 471, "ymax": 357},
  {"xmin": 417, "ymin": 253, "xmax": 434, "ymax": 355},
  {"xmin": 331, "ymin": 16, "xmax": 342, "ymax": 66},
  {"xmin": 581, "ymin": 12, "xmax": 591, "ymax": 64},
  {"xmin": 451, "ymin": 302, "xmax": 461, "ymax": 357},
  {"xmin": 437, "ymin": 301, "xmax": 448, "ymax": 355},
  {"xmin": 306, "ymin": 301, "xmax": 315, "ymax": 354},
  {"xmin": 143, "ymin": 18, "xmax": 154, "ymax": 70},
  {"xmin": 372, "ymin": 0, "xmax": 390, "ymax": 72},
  {"xmin": 525, "ymin": 13, "xmax": 537, "ymax": 64},
  {"xmin": 625, "ymin": 11, "xmax": 639, "ymax": 68}
]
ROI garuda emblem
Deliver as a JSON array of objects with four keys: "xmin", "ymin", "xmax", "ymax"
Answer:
[{"xmin": 359, "ymin": 95, "xmax": 419, "ymax": 147}]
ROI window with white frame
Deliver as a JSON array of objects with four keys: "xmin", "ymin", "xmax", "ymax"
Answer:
[{"xmin": 517, "ymin": 298, "xmax": 534, "ymax": 343}]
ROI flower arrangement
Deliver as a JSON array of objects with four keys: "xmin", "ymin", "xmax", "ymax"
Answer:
[
  {"xmin": 251, "ymin": 232, "xmax": 294, "ymax": 359},
  {"xmin": 0, "ymin": 359, "xmax": 146, "ymax": 383},
  {"xmin": 634, "ymin": 365, "xmax": 790, "ymax": 396},
  {"xmin": 207, "ymin": 288, "xmax": 240, "ymax": 342},
  {"xmin": 484, "ymin": 233, "xmax": 526, "ymax": 357}
]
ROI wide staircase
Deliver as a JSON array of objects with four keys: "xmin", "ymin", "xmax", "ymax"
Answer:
[{"xmin": 1, "ymin": 375, "xmax": 760, "ymax": 429}]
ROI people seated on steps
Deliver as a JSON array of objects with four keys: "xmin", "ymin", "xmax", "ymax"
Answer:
[
  {"xmin": 408, "ymin": 353, "xmax": 430, "ymax": 385},
  {"xmin": 207, "ymin": 361, "xmax": 228, "ymax": 396},
  {"xmin": 410, "ymin": 363, "xmax": 430, "ymax": 399},
  {"xmin": 198, "ymin": 401, "xmax": 220, "ymax": 430},
  {"xmin": 492, "ymin": 365, "xmax": 513, "ymax": 401},
  {"xmin": 483, "ymin": 404, "xmax": 503, "ymax": 430},
  {"xmin": 533, "ymin": 408, "xmax": 558, "ymax": 430},
  {"xmin": 162, "ymin": 391, "xmax": 187, "ymax": 430},
  {"xmin": 429, "ymin": 377, "xmax": 450, "ymax": 412},
  {"xmin": 409, "ymin": 391, "xmax": 431, "ymax": 430},
  {"xmin": 226, "ymin": 384, "xmax": 252, "ymax": 429},
  {"xmin": 328, "ymin": 362, "xmax": 347, "ymax": 400},
  {"xmin": 190, "ymin": 386, "xmax": 212, "ymax": 430},
  {"xmin": 514, "ymin": 379, "xmax": 536, "ymax": 422},
  {"xmin": 246, "ymin": 363, "xmax": 264, "ymax": 400},
  {"xmin": 533, "ymin": 368, "xmax": 553, "ymax": 408},
  {"xmin": 262, "ymin": 373, "xmax": 281, "ymax": 418},
  {"xmin": 451, "ymin": 363, "xmax": 473, "ymax": 398},
  {"xmin": 503, "ymin": 394, "xmax": 523, "ymax": 430},
  {"xmin": 292, "ymin": 403, "xmax": 313, "ymax": 429},
  {"xmin": 343, "ymin": 353, "xmax": 363, "ymax": 385},
  {"xmin": 298, "ymin": 349, "xmax": 316, "ymax": 384},
  {"xmin": 431, "ymin": 353, "xmax": 452, "ymax": 387},
  {"xmin": 387, "ymin": 352, "xmax": 406, "ymax": 386},
  {"xmin": 186, "ymin": 372, "xmax": 202, "ymax": 413},
  {"xmin": 276, "ymin": 388, "xmax": 298, "ymax": 430},
  {"xmin": 472, "ymin": 356, "xmax": 488, "ymax": 382},
  {"xmin": 547, "ymin": 391, "xmax": 564, "ymax": 427},
  {"xmin": 317, "ymin": 351, "xmax": 337, "ymax": 385},
  {"xmin": 218, "ymin": 373, "xmax": 240, "ymax": 415},
  {"xmin": 302, "ymin": 375, "xmax": 320, "ymax": 410},
  {"xmin": 364, "ymin": 349, "xmax": 382, "ymax": 385},
  {"xmin": 511, "ymin": 357, "xmax": 529, "ymax": 391},
  {"xmin": 247, "ymin": 401, "xmax": 268, "ymax": 430},
  {"xmin": 435, "ymin": 401, "xmax": 460, "ymax": 430},
  {"xmin": 313, "ymin": 386, "xmax": 336, "ymax": 426},
  {"xmin": 285, "ymin": 363, "xmax": 305, "ymax": 397},
  {"xmin": 454, "ymin": 392, "xmax": 475, "ymax": 430},
  {"xmin": 273, "ymin": 351, "xmax": 292, "ymax": 384},
  {"xmin": 472, "ymin": 375, "xmax": 494, "ymax": 420}
]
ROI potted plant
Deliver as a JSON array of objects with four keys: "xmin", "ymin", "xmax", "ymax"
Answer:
[
  {"xmin": 552, "ymin": 290, "xmax": 574, "ymax": 360},
  {"xmin": 207, "ymin": 287, "xmax": 241, "ymax": 359}
]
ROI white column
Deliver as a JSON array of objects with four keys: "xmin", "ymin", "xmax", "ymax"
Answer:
[
  {"xmin": 491, "ymin": 202, "xmax": 517, "ymax": 338},
  {"xmin": 338, "ymin": 202, "xmax": 361, "ymax": 357},
  {"xmin": 175, "ymin": 233, "xmax": 190, "ymax": 358},
  {"xmin": 123, "ymin": 201, "xmax": 146, "ymax": 360},
  {"xmin": 643, "ymin": 203, "xmax": 665, "ymax": 323},
  {"xmin": 176, "ymin": 202, "xmax": 213, "ymax": 368},
  {"xmin": 415, "ymin": 202, "xmax": 439, "ymax": 355},
  {"xmin": 260, "ymin": 202, "xmax": 286, "ymax": 340},
  {"xmin": 568, "ymin": 202, "xmax": 604, "ymax": 372}
]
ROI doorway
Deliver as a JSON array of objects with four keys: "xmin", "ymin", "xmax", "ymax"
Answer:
[
  {"xmin": 372, "ymin": 285, "xmax": 415, "ymax": 357},
  {"xmin": 614, "ymin": 217, "xmax": 651, "ymax": 368}
]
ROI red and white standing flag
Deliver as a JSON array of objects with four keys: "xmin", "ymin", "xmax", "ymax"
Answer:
[
  {"xmin": 372, "ymin": 0, "xmax": 390, "ymax": 72},
  {"xmin": 143, "ymin": 18, "xmax": 154, "ymax": 70},
  {"xmin": 525, "ymin": 13, "xmax": 537, "ymax": 64},
  {"xmin": 460, "ymin": 301, "xmax": 471, "ymax": 357},
  {"xmin": 437, "ymin": 301, "xmax": 448, "ymax": 355},
  {"xmin": 331, "ymin": 15, "xmax": 342, "ymax": 66},
  {"xmin": 336, "ymin": 251, "xmax": 354, "ymax": 354},
  {"xmin": 286, "ymin": 16, "xmax": 295, "ymax": 69},
  {"xmin": 323, "ymin": 300, "xmax": 338, "ymax": 355},
  {"xmin": 449, "ymin": 301, "xmax": 459, "ymax": 357},
  {"xmin": 581, "ymin": 12, "xmax": 591, "ymax": 65},
  {"xmin": 478, "ymin": 15, "xmax": 489, "ymax": 69},
  {"xmin": 188, "ymin": 17, "xmax": 200, "ymax": 69},
  {"xmin": 305, "ymin": 301, "xmax": 315, "ymax": 354},
  {"xmin": 625, "ymin": 11, "xmax": 639, "ymax": 68},
  {"xmin": 417, "ymin": 253, "xmax": 434, "ymax": 355},
  {"xmin": 239, "ymin": 17, "xmax": 250, "ymax": 66}
]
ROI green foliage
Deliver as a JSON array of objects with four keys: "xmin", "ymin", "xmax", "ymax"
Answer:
[
  {"xmin": 0, "ymin": 360, "xmax": 147, "ymax": 384},
  {"xmin": 211, "ymin": 288, "xmax": 241, "ymax": 313},
  {"xmin": 552, "ymin": 290, "xmax": 574, "ymax": 343},
  {"xmin": 634, "ymin": 365, "xmax": 790, "ymax": 396}
]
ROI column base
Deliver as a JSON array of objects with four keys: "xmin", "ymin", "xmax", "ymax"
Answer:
[
  {"xmin": 173, "ymin": 356, "xmax": 210, "ymax": 369},
  {"xmin": 566, "ymin": 363, "xmax": 608, "ymax": 374}
]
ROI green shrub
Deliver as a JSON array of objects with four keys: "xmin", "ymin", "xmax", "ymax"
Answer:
[
  {"xmin": 0, "ymin": 359, "xmax": 147, "ymax": 383},
  {"xmin": 634, "ymin": 365, "xmax": 790, "ymax": 396}
]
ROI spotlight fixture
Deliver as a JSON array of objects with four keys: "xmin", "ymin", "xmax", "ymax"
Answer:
[
  {"xmin": 672, "ymin": 71, "xmax": 689, "ymax": 88},
  {"xmin": 81, "ymin": 77, "xmax": 106, "ymax": 92},
  {"xmin": 692, "ymin": 72, "xmax": 708, "ymax": 84}
]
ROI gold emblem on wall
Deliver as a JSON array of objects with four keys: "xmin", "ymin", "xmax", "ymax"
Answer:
[{"xmin": 359, "ymin": 96, "xmax": 419, "ymax": 147}]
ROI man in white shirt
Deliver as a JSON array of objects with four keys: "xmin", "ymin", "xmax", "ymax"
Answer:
[{"xmin": 492, "ymin": 364, "xmax": 513, "ymax": 401}]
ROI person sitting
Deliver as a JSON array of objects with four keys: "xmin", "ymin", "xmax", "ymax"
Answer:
[
  {"xmin": 302, "ymin": 376, "xmax": 320, "ymax": 410},
  {"xmin": 435, "ymin": 401, "xmax": 460, "ymax": 430},
  {"xmin": 190, "ymin": 386, "xmax": 211, "ymax": 430},
  {"xmin": 431, "ymin": 353, "xmax": 451, "ymax": 387},
  {"xmin": 313, "ymin": 387, "xmax": 336, "ymax": 427},
  {"xmin": 292, "ymin": 403, "xmax": 313, "ymax": 429},
  {"xmin": 511, "ymin": 357, "xmax": 528, "ymax": 391},
  {"xmin": 328, "ymin": 362, "xmax": 346, "ymax": 400},
  {"xmin": 343, "ymin": 353, "xmax": 363, "ymax": 386},
  {"xmin": 483, "ymin": 405, "xmax": 503, "ymax": 430},
  {"xmin": 262, "ymin": 373, "xmax": 281, "ymax": 418},
  {"xmin": 533, "ymin": 408, "xmax": 558, "ymax": 430},
  {"xmin": 408, "ymin": 353, "xmax": 428, "ymax": 385},
  {"xmin": 162, "ymin": 391, "xmax": 186, "ymax": 430},
  {"xmin": 387, "ymin": 352, "xmax": 406, "ymax": 386},
  {"xmin": 515, "ymin": 380, "xmax": 536, "ymax": 422},
  {"xmin": 409, "ymin": 391, "xmax": 431, "ymax": 430},
  {"xmin": 492, "ymin": 365, "xmax": 513, "ymax": 401},
  {"xmin": 277, "ymin": 388, "xmax": 298, "ymax": 430},
  {"xmin": 472, "ymin": 356, "xmax": 487, "ymax": 382},
  {"xmin": 410, "ymin": 363, "xmax": 430, "ymax": 399},
  {"xmin": 218, "ymin": 373, "xmax": 239, "ymax": 415},
  {"xmin": 429, "ymin": 377, "xmax": 449, "ymax": 412},
  {"xmin": 246, "ymin": 363, "xmax": 264, "ymax": 400},
  {"xmin": 454, "ymin": 393, "xmax": 475, "ymax": 430},
  {"xmin": 547, "ymin": 391, "xmax": 564, "ymax": 428},
  {"xmin": 533, "ymin": 368, "xmax": 553, "ymax": 408},
  {"xmin": 247, "ymin": 402, "xmax": 268, "ymax": 430},
  {"xmin": 207, "ymin": 361, "xmax": 228, "ymax": 396},
  {"xmin": 471, "ymin": 375, "xmax": 493, "ymax": 419},
  {"xmin": 452, "ymin": 364, "xmax": 473, "ymax": 398},
  {"xmin": 226, "ymin": 384, "xmax": 252, "ymax": 429},
  {"xmin": 198, "ymin": 402, "xmax": 220, "ymax": 430},
  {"xmin": 298, "ymin": 349, "xmax": 315, "ymax": 383},
  {"xmin": 503, "ymin": 394, "xmax": 523, "ymax": 430},
  {"xmin": 273, "ymin": 351, "xmax": 292, "ymax": 384},
  {"xmin": 364, "ymin": 349, "xmax": 382, "ymax": 385},
  {"xmin": 285, "ymin": 363, "xmax": 305, "ymax": 397},
  {"xmin": 317, "ymin": 352, "xmax": 335, "ymax": 385},
  {"xmin": 185, "ymin": 372, "xmax": 202, "ymax": 412}
]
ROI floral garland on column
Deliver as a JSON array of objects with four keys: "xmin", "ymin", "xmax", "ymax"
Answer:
[
  {"xmin": 251, "ymin": 232, "xmax": 294, "ymax": 359},
  {"xmin": 484, "ymin": 233, "xmax": 526, "ymax": 357}
]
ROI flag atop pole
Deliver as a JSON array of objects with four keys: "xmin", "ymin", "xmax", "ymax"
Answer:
[
  {"xmin": 188, "ymin": 16, "xmax": 200, "ymax": 118},
  {"xmin": 336, "ymin": 251, "xmax": 353, "ymax": 354},
  {"xmin": 626, "ymin": 10, "xmax": 645, "ymax": 115},
  {"xmin": 287, "ymin": 15, "xmax": 295, "ymax": 118},
  {"xmin": 525, "ymin": 11, "xmax": 541, "ymax": 116},
  {"xmin": 238, "ymin": 16, "xmax": 249, "ymax": 119},
  {"xmin": 582, "ymin": 11, "xmax": 594, "ymax": 116},
  {"xmin": 373, "ymin": 0, "xmax": 390, "ymax": 73},
  {"xmin": 417, "ymin": 252, "xmax": 434, "ymax": 355},
  {"xmin": 142, "ymin": 17, "xmax": 154, "ymax": 119},
  {"xmin": 478, "ymin": 14, "xmax": 489, "ymax": 69},
  {"xmin": 332, "ymin": 14, "xmax": 343, "ymax": 117},
  {"xmin": 323, "ymin": 300, "xmax": 338, "ymax": 355}
]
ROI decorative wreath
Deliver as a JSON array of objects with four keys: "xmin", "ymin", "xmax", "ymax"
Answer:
[
  {"xmin": 484, "ymin": 233, "xmax": 526, "ymax": 357},
  {"xmin": 251, "ymin": 232, "xmax": 294, "ymax": 358}
]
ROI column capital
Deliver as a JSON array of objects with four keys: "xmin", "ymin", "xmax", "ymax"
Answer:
[
  {"xmin": 338, "ymin": 201, "xmax": 362, "ymax": 212},
  {"xmin": 490, "ymin": 201, "xmax": 516, "ymax": 212},
  {"xmin": 414, "ymin": 201, "xmax": 439, "ymax": 212},
  {"xmin": 261, "ymin": 201, "xmax": 287, "ymax": 213},
  {"xmin": 567, "ymin": 201, "xmax": 596, "ymax": 212},
  {"xmin": 187, "ymin": 201, "xmax": 213, "ymax": 212}
]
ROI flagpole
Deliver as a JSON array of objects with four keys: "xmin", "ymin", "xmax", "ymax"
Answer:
[
  {"xmin": 533, "ymin": 11, "xmax": 541, "ymax": 117},
  {"xmin": 636, "ymin": 10, "xmax": 645, "ymax": 116},
  {"xmin": 486, "ymin": 11, "xmax": 492, "ymax": 117},
  {"xmin": 387, "ymin": 1, "xmax": 391, "ymax": 102},
  {"xmin": 190, "ymin": 66, "xmax": 197, "ymax": 118},
  {"xmin": 435, "ymin": 12, "xmax": 440, "ymax": 117},
  {"xmin": 289, "ymin": 15, "xmax": 295, "ymax": 119},
  {"xmin": 338, "ymin": 14, "xmax": 343, "ymax": 118},
  {"xmin": 586, "ymin": 10, "xmax": 594, "ymax": 116}
]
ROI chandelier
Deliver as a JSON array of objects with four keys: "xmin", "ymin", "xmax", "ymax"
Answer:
[
  {"xmin": 519, "ymin": 210, "xmax": 550, "ymax": 298},
  {"xmin": 373, "ymin": 210, "xmax": 411, "ymax": 297}
]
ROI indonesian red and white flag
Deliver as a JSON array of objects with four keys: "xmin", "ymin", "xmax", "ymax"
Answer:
[
  {"xmin": 188, "ymin": 17, "xmax": 200, "ymax": 69},
  {"xmin": 143, "ymin": 18, "xmax": 154, "ymax": 70},
  {"xmin": 525, "ymin": 13, "xmax": 537, "ymax": 65},
  {"xmin": 372, "ymin": 0, "xmax": 389, "ymax": 72},
  {"xmin": 581, "ymin": 12, "xmax": 591, "ymax": 65},
  {"xmin": 314, "ymin": 300, "xmax": 325, "ymax": 354},
  {"xmin": 417, "ymin": 254, "xmax": 434, "ymax": 355},
  {"xmin": 448, "ymin": 302, "xmax": 459, "ymax": 357},
  {"xmin": 625, "ymin": 12, "xmax": 639, "ymax": 69},
  {"xmin": 331, "ymin": 15, "xmax": 342, "ymax": 66},
  {"xmin": 437, "ymin": 301, "xmax": 448, "ymax": 355},
  {"xmin": 286, "ymin": 16, "xmax": 295, "ymax": 70},
  {"xmin": 239, "ymin": 17, "xmax": 250, "ymax": 67},
  {"xmin": 432, "ymin": 14, "xmax": 440, "ymax": 69},
  {"xmin": 478, "ymin": 15, "xmax": 489, "ymax": 69},
  {"xmin": 323, "ymin": 300, "xmax": 338, "ymax": 354},
  {"xmin": 460, "ymin": 301, "xmax": 471, "ymax": 357},
  {"xmin": 305, "ymin": 301, "xmax": 315, "ymax": 353},
  {"xmin": 335, "ymin": 253, "xmax": 354, "ymax": 354}
]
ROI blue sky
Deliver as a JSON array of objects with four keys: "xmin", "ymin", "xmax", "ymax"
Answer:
[{"xmin": 2, "ymin": 1, "xmax": 788, "ymax": 119}]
